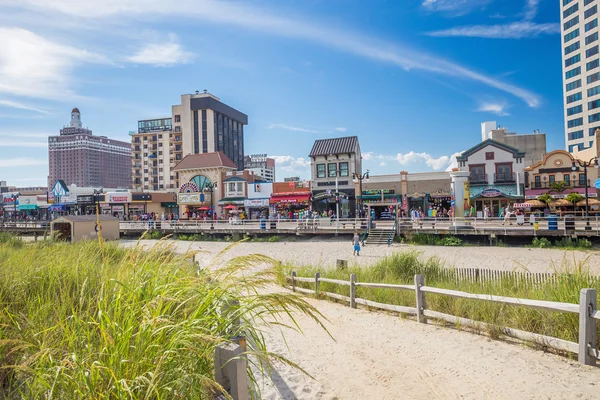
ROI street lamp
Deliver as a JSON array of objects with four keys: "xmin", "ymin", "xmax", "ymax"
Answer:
[
  {"xmin": 571, "ymin": 157, "xmax": 599, "ymax": 231},
  {"xmin": 203, "ymin": 181, "xmax": 218, "ymax": 216},
  {"xmin": 352, "ymin": 170, "xmax": 370, "ymax": 218},
  {"xmin": 93, "ymin": 188, "xmax": 104, "ymax": 215}
]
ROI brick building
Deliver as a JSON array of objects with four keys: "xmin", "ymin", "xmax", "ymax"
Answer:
[{"xmin": 48, "ymin": 108, "xmax": 132, "ymax": 188}]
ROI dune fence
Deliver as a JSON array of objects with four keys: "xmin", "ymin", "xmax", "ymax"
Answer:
[{"xmin": 287, "ymin": 271, "xmax": 600, "ymax": 366}]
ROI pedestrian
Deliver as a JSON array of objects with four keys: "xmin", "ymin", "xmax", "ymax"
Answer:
[
  {"xmin": 483, "ymin": 205, "xmax": 490, "ymax": 222},
  {"xmin": 470, "ymin": 204, "xmax": 475, "ymax": 218},
  {"xmin": 352, "ymin": 232, "xmax": 361, "ymax": 256}
]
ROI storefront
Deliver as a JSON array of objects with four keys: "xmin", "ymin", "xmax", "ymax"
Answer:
[
  {"xmin": 270, "ymin": 192, "xmax": 311, "ymax": 219},
  {"xmin": 177, "ymin": 192, "xmax": 213, "ymax": 219},
  {"xmin": 104, "ymin": 192, "xmax": 132, "ymax": 217},
  {"xmin": 17, "ymin": 196, "xmax": 39, "ymax": 218},
  {"xmin": 311, "ymin": 189, "xmax": 354, "ymax": 218},
  {"xmin": 77, "ymin": 195, "xmax": 95, "ymax": 215},
  {"xmin": 356, "ymin": 190, "xmax": 402, "ymax": 219},
  {"xmin": 244, "ymin": 198, "xmax": 270, "ymax": 219},
  {"xmin": 470, "ymin": 185, "xmax": 524, "ymax": 217}
]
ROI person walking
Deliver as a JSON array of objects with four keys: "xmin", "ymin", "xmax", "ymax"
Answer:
[
  {"xmin": 352, "ymin": 232, "xmax": 361, "ymax": 256},
  {"xmin": 483, "ymin": 205, "xmax": 490, "ymax": 223}
]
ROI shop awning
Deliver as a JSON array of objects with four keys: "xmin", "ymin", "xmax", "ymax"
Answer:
[
  {"xmin": 270, "ymin": 194, "xmax": 311, "ymax": 204},
  {"xmin": 18, "ymin": 204, "xmax": 39, "ymax": 211},
  {"xmin": 217, "ymin": 197, "xmax": 246, "ymax": 205},
  {"xmin": 48, "ymin": 204, "xmax": 67, "ymax": 212},
  {"xmin": 161, "ymin": 202, "xmax": 178, "ymax": 207}
]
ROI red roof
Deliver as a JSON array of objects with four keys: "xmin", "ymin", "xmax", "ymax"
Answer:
[{"xmin": 173, "ymin": 152, "xmax": 238, "ymax": 171}]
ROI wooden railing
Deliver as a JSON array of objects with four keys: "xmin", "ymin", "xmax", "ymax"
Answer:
[{"xmin": 287, "ymin": 272, "xmax": 599, "ymax": 366}]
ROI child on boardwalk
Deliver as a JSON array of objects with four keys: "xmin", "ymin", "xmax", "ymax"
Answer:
[{"xmin": 353, "ymin": 232, "xmax": 361, "ymax": 256}]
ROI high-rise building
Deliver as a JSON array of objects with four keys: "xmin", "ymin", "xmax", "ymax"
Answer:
[
  {"xmin": 561, "ymin": 0, "xmax": 600, "ymax": 157},
  {"xmin": 48, "ymin": 108, "xmax": 131, "ymax": 188},
  {"xmin": 131, "ymin": 91, "xmax": 248, "ymax": 191},
  {"xmin": 244, "ymin": 154, "xmax": 276, "ymax": 182}
]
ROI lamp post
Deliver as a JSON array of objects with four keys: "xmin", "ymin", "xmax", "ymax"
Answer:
[
  {"xmin": 93, "ymin": 188, "xmax": 104, "ymax": 215},
  {"xmin": 203, "ymin": 181, "xmax": 218, "ymax": 216},
  {"xmin": 571, "ymin": 157, "xmax": 599, "ymax": 231},
  {"xmin": 352, "ymin": 170, "xmax": 370, "ymax": 218}
]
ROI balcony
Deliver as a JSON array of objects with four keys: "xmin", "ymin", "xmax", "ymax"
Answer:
[
  {"xmin": 469, "ymin": 174, "xmax": 487, "ymax": 184},
  {"xmin": 494, "ymin": 172, "xmax": 516, "ymax": 183},
  {"xmin": 529, "ymin": 180, "xmax": 591, "ymax": 189}
]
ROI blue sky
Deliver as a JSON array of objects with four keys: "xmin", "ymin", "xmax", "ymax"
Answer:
[{"xmin": 0, "ymin": 0, "xmax": 564, "ymax": 186}]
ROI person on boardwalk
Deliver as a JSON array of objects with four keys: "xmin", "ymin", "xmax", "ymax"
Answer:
[{"xmin": 353, "ymin": 232, "xmax": 361, "ymax": 256}]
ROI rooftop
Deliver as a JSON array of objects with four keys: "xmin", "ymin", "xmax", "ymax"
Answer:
[
  {"xmin": 173, "ymin": 152, "xmax": 238, "ymax": 171},
  {"xmin": 309, "ymin": 136, "xmax": 360, "ymax": 157}
]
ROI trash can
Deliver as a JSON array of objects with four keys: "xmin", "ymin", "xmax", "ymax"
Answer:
[
  {"xmin": 564, "ymin": 214, "xmax": 575, "ymax": 233},
  {"xmin": 548, "ymin": 214, "xmax": 558, "ymax": 231},
  {"xmin": 534, "ymin": 221, "xmax": 539, "ymax": 231}
]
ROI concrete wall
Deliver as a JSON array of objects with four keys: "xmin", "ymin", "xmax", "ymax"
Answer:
[{"xmin": 490, "ymin": 130, "xmax": 546, "ymax": 167}]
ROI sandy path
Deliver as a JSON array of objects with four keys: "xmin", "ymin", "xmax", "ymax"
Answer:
[{"xmin": 120, "ymin": 239, "xmax": 600, "ymax": 399}]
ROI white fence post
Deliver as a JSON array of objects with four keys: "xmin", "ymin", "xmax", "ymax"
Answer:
[
  {"xmin": 292, "ymin": 271, "xmax": 296, "ymax": 292},
  {"xmin": 315, "ymin": 272, "xmax": 320, "ymax": 296},
  {"xmin": 579, "ymin": 288, "xmax": 597, "ymax": 366},
  {"xmin": 415, "ymin": 274, "xmax": 426, "ymax": 324},
  {"xmin": 350, "ymin": 273, "xmax": 357, "ymax": 309},
  {"xmin": 214, "ymin": 341, "xmax": 249, "ymax": 400}
]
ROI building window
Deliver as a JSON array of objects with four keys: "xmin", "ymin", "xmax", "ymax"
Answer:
[
  {"xmin": 564, "ymin": 28, "xmax": 580, "ymax": 43},
  {"xmin": 228, "ymin": 182, "xmax": 236, "ymax": 192},
  {"xmin": 495, "ymin": 163, "xmax": 512, "ymax": 182},
  {"xmin": 202, "ymin": 109, "xmax": 208, "ymax": 153},
  {"xmin": 174, "ymin": 115, "xmax": 180, "ymax": 123},
  {"xmin": 589, "ymin": 112, "xmax": 600, "ymax": 123},
  {"xmin": 328, "ymin": 163, "xmax": 337, "ymax": 177},
  {"xmin": 563, "ymin": 0, "xmax": 573, "ymax": 5},
  {"xmin": 586, "ymin": 0, "xmax": 595, "ymax": 5},
  {"xmin": 565, "ymin": 54, "xmax": 581, "ymax": 67},
  {"xmin": 549, "ymin": 175, "xmax": 556, "ymax": 183},
  {"xmin": 317, "ymin": 164, "xmax": 326, "ymax": 178},
  {"xmin": 568, "ymin": 130, "xmax": 584, "ymax": 140},
  {"xmin": 567, "ymin": 104, "xmax": 583, "ymax": 115},
  {"xmin": 534, "ymin": 175, "xmax": 541, "ymax": 188},
  {"xmin": 586, "ymin": 32, "xmax": 598, "ymax": 45},
  {"xmin": 564, "ymin": 41, "xmax": 580, "ymax": 55},
  {"xmin": 339, "ymin": 162, "xmax": 349, "ymax": 177},
  {"xmin": 580, "ymin": 174, "xmax": 587, "ymax": 185},
  {"xmin": 566, "ymin": 66, "xmax": 581, "ymax": 79},
  {"xmin": 567, "ymin": 92, "xmax": 582, "ymax": 103},
  {"xmin": 587, "ymin": 45, "xmax": 599, "ymax": 58},
  {"xmin": 568, "ymin": 117, "xmax": 584, "ymax": 128},
  {"xmin": 585, "ymin": 5, "xmax": 597, "ymax": 19},
  {"xmin": 564, "ymin": 3, "xmax": 578, "ymax": 18},
  {"xmin": 587, "ymin": 59, "xmax": 600, "ymax": 71},
  {"xmin": 564, "ymin": 15, "xmax": 579, "ymax": 31},
  {"xmin": 566, "ymin": 79, "xmax": 582, "ymax": 91},
  {"xmin": 469, "ymin": 165, "xmax": 485, "ymax": 183},
  {"xmin": 586, "ymin": 19, "xmax": 598, "ymax": 32},
  {"xmin": 193, "ymin": 110, "xmax": 199, "ymax": 154},
  {"xmin": 564, "ymin": 174, "xmax": 571, "ymax": 185},
  {"xmin": 237, "ymin": 182, "xmax": 243, "ymax": 192}
]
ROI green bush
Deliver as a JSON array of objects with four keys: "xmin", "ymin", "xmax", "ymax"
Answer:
[
  {"xmin": 0, "ymin": 232, "xmax": 24, "ymax": 248},
  {"xmin": 532, "ymin": 237, "xmax": 552, "ymax": 248},
  {"xmin": 267, "ymin": 235, "xmax": 281, "ymax": 242},
  {"xmin": 406, "ymin": 233, "xmax": 462, "ymax": 246},
  {"xmin": 0, "ymin": 240, "xmax": 323, "ymax": 398},
  {"xmin": 440, "ymin": 236, "xmax": 462, "ymax": 246}
]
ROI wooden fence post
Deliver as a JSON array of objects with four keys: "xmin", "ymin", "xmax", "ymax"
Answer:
[
  {"xmin": 350, "ymin": 273, "xmax": 357, "ymax": 309},
  {"xmin": 315, "ymin": 272, "xmax": 320, "ymax": 296},
  {"xmin": 579, "ymin": 288, "xmax": 597, "ymax": 366},
  {"xmin": 291, "ymin": 271, "xmax": 296, "ymax": 292},
  {"xmin": 214, "ymin": 342, "xmax": 249, "ymax": 400},
  {"xmin": 415, "ymin": 274, "xmax": 426, "ymax": 324}
]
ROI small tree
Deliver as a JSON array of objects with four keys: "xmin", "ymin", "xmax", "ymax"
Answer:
[
  {"xmin": 549, "ymin": 181, "xmax": 569, "ymax": 195},
  {"xmin": 537, "ymin": 193, "xmax": 555, "ymax": 207},
  {"xmin": 565, "ymin": 192, "xmax": 584, "ymax": 206}
]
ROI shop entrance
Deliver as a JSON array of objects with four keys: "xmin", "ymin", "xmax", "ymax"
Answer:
[{"xmin": 473, "ymin": 198, "xmax": 514, "ymax": 218}]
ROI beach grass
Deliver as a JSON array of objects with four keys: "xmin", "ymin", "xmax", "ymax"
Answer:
[
  {"xmin": 0, "ymin": 237, "xmax": 325, "ymax": 399},
  {"xmin": 281, "ymin": 251, "xmax": 600, "ymax": 350}
]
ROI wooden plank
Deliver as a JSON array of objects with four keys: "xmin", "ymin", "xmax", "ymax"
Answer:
[
  {"xmin": 415, "ymin": 274, "xmax": 426, "ymax": 324},
  {"xmin": 323, "ymin": 291, "xmax": 352, "ymax": 302},
  {"xmin": 422, "ymin": 309, "xmax": 579, "ymax": 355},
  {"xmin": 350, "ymin": 274, "xmax": 357, "ymax": 309},
  {"xmin": 291, "ymin": 286, "xmax": 314, "ymax": 295},
  {"xmin": 293, "ymin": 277, "xmax": 314, "ymax": 283},
  {"xmin": 354, "ymin": 282, "xmax": 414, "ymax": 291},
  {"xmin": 592, "ymin": 309, "xmax": 600, "ymax": 320},
  {"xmin": 318, "ymin": 277, "xmax": 351, "ymax": 286},
  {"xmin": 355, "ymin": 297, "xmax": 418, "ymax": 315},
  {"xmin": 420, "ymin": 286, "xmax": 579, "ymax": 314},
  {"xmin": 579, "ymin": 289, "xmax": 597, "ymax": 366}
]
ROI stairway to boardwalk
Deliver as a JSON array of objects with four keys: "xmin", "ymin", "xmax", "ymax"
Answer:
[{"xmin": 366, "ymin": 227, "xmax": 395, "ymax": 245}]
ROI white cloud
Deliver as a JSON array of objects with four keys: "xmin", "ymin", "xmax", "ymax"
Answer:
[
  {"xmin": 0, "ymin": 27, "xmax": 107, "ymax": 100},
  {"xmin": 379, "ymin": 161, "xmax": 386, "ymax": 167},
  {"xmin": 427, "ymin": 21, "xmax": 559, "ymax": 39},
  {"xmin": 0, "ymin": 100, "xmax": 50, "ymax": 114},
  {"xmin": 362, "ymin": 152, "xmax": 374, "ymax": 160},
  {"xmin": 272, "ymin": 155, "xmax": 310, "ymax": 178},
  {"xmin": 364, "ymin": 150, "xmax": 457, "ymax": 171},
  {"xmin": 421, "ymin": 0, "xmax": 493, "ymax": 16},
  {"xmin": 445, "ymin": 152, "xmax": 463, "ymax": 171},
  {"xmin": 523, "ymin": 0, "xmax": 539, "ymax": 21},
  {"xmin": 8, "ymin": 0, "xmax": 541, "ymax": 107},
  {"xmin": 127, "ymin": 34, "xmax": 193, "ymax": 67},
  {"xmin": 334, "ymin": 127, "xmax": 347, "ymax": 132},
  {"xmin": 478, "ymin": 102, "xmax": 509, "ymax": 116},
  {"xmin": 0, "ymin": 157, "xmax": 47, "ymax": 167},
  {"xmin": 267, "ymin": 123, "xmax": 318, "ymax": 133}
]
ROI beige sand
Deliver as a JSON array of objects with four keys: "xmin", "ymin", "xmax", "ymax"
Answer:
[{"xmin": 121, "ymin": 239, "xmax": 600, "ymax": 399}]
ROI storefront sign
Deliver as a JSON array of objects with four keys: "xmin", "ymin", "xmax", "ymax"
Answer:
[
  {"xmin": 364, "ymin": 189, "xmax": 394, "ymax": 195},
  {"xmin": 111, "ymin": 205, "xmax": 125, "ymax": 213},
  {"xmin": 47, "ymin": 192, "xmax": 55, "ymax": 204},
  {"xmin": 481, "ymin": 188, "xmax": 502, "ymax": 198},
  {"xmin": 177, "ymin": 193, "xmax": 208, "ymax": 204},
  {"xmin": 244, "ymin": 199, "xmax": 269, "ymax": 207},
  {"xmin": 284, "ymin": 177, "xmax": 300, "ymax": 182},
  {"xmin": 106, "ymin": 192, "xmax": 132, "ymax": 203},
  {"xmin": 60, "ymin": 193, "xmax": 78, "ymax": 204},
  {"xmin": 77, "ymin": 195, "xmax": 94, "ymax": 205},
  {"xmin": 18, "ymin": 196, "xmax": 37, "ymax": 205}
]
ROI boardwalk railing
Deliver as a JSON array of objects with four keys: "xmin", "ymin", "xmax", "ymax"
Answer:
[{"xmin": 287, "ymin": 272, "xmax": 600, "ymax": 366}]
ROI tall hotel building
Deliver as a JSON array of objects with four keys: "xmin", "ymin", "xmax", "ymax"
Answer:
[
  {"xmin": 48, "ymin": 108, "xmax": 132, "ymax": 188},
  {"xmin": 131, "ymin": 91, "xmax": 248, "ymax": 191},
  {"xmin": 561, "ymin": 0, "xmax": 600, "ymax": 157}
]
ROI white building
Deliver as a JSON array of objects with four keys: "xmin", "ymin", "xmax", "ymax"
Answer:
[
  {"xmin": 456, "ymin": 139, "xmax": 526, "ymax": 216},
  {"xmin": 560, "ymin": 0, "xmax": 600, "ymax": 156}
]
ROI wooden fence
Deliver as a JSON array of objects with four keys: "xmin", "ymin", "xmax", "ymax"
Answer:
[
  {"xmin": 288, "ymin": 271, "xmax": 600, "ymax": 366},
  {"xmin": 438, "ymin": 268, "xmax": 600, "ymax": 288}
]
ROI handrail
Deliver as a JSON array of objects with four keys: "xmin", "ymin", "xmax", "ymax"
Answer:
[{"xmin": 387, "ymin": 219, "xmax": 397, "ymax": 246}]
